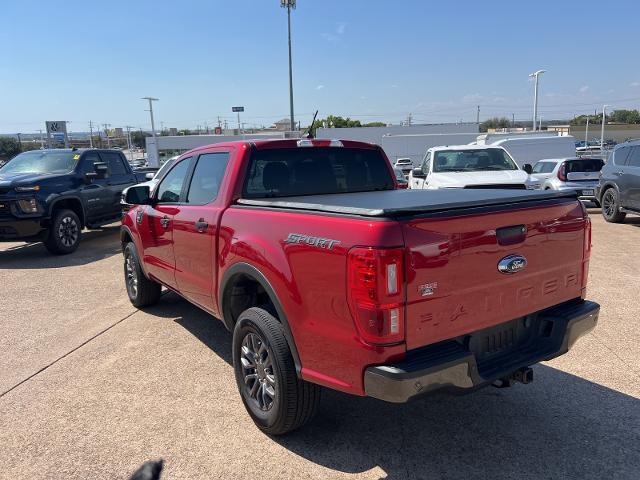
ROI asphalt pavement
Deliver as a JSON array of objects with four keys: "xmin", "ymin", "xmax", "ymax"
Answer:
[{"xmin": 0, "ymin": 210, "xmax": 638, "ymax": 479}]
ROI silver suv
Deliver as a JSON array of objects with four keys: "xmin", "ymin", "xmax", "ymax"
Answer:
[
  {"xmin": 596, "ymin": 139, "xmax": 640, "ymax": 223},
  {"xmin": 531, "ymin": 157, "xmax": 604, "ymax": 205}
]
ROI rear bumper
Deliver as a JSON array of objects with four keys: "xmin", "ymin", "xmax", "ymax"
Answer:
[{"xmin": 364, "ymin": 300, "xmax": 599, "ymax": 403}]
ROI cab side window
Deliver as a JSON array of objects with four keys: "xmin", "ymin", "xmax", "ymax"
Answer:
[
  {"xmin": 77, "ymin": 153, "xmax": 102, "ymax": 175},
  {"xmin": 422, "ymin": 152, "xmax": 432, "ymax": 175},
  {"xmin": 156, "ymin": 158, "xmax": 191, "ymax": 203}
]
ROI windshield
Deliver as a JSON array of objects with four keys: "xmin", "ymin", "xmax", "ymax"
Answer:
[
  {"xmin": 0, "ymin": 150, "xmax": 77, "ymax": 175},
  {"xmin": 243, "ymin": 147, "xmax": 394, "ymax": 198},
  {"xmin": 433, "ymin": 148, "xmax": 518, "ymax": 172}
]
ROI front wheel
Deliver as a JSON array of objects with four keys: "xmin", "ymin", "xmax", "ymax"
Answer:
[
  {"xmin": 44, "ymin": 209, "xmax": 82, "ymax": 254},
  {"xmin": 233, "ymin": 307, "xmax": 320, "ymax": 435},
  {"xmin": 601, "ymin": 188, "xmax": 626, "ymax": 223},
  {"xmin": 123, "ymin": 242, "xmax": 161, "ymax": 308}
]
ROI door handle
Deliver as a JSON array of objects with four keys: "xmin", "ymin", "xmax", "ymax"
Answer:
[
  {"xmin": 160, "ymin": 216, "xmax": 170, "ymax": 228},
  {"xmin": 617, "ymin": 170, "xmax": 625, "ymax": 175},
  {"xmin": 195, "ymin": 218, "xmax": 208, "ymax": 232}
]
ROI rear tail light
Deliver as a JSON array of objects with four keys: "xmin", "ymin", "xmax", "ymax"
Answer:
[
  {"xmin": 347, "ymin": 247, "xmax": 405, "ymax": 345},
  {"xmin": 583, "ymin": 216, "xmax": 592, "ymax": 260},
  {"xmin": 557, "ymin": 162, "xmax": 567, "ymax": 181}
]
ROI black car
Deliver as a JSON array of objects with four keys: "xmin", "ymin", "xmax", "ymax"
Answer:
[
  {"xmin": 0, "ymin": 149, "xmax": 146, "ymax": 254},
  {"xmin": 597, "ymin": 139, "xmax": 640, "ymax": 223}
]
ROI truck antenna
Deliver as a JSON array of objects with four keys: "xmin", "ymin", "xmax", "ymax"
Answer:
[{"xmin": 304, "ymin": 110, "xmax": 319, "ymax": 139}]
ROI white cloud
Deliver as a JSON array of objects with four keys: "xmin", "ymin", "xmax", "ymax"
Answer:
[
  {"xmin": 461, "ymin": 93, "xmax": 483, "ymax": 103},
  {"xmin": 579, "ymin": 85, "xmax": 589, "ymax": 93},
  {"xmin": 630, "ymin": 82, "xmax": 640, "ymax": 87},
  {"xmin": 321, "ymin": 32, "xmax": 338, "ymax": 43},
  {"xmin": 316, "ymin": 85, "xmax": 325, "ymax": 90},
  {"xmin": 322, "ymin": 22, "xmax": 347, "ymax": 43},
  {"xmin": 336, "ymin": 23, "xmax": 347, "ymax": 35}
]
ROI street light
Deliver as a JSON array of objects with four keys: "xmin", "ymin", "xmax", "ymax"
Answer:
[
  {"xmin": 528, "ymin": 69, "xmax": 546, "ymax": 131},
  {"xmin": 280, "ymin": 0, "xmax": 296, "ymax": 132},
  {"xmin": 600, "ymin": 104, "xmax": 610, "ymax": 150},
  {"xmin": 142, "ymin": 97, "xmax": 159, "ymax": 167}
]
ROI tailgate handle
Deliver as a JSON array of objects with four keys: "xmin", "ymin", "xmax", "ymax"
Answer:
[{"xmin": 496, "ymin": 225, "xmax": 527, "ymax": 246}]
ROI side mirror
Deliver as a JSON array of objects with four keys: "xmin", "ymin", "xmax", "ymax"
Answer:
[
  {"xmin": 523, "ymin": 164, "xmax": 533, "ymax": 174},
  {"xmin": 94, "ymin": 162, "xmax": 109, "ymax": 179},
  {"xmin": 124, "ymin": 185, "xmax": 152, "ymax": 205},
  {"xmin": 412, "ymin": 167, "xmax": 426, "ymax": 178},
  {"xmin": 145, "ymin": 172, "xmax": 155, "ymax": 180}
]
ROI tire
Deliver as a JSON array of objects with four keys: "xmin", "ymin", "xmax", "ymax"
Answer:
[
  {"xmin": 601, "ymin": 188, "xmax": 626, "ymax": 223},
  {"xmin": 44, "ymin": 209, "xmax": 82, "ymax": 254},
  {"xmin": 232, "ymin": 307, "xmax": 320, "ymax": 435},
  {"xmin": 123, "ymin": 242, "xmax": 161, "ymax": 308}
]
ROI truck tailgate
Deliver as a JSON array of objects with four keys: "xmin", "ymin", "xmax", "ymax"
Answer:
[{"xmin": 403, "ymin": 199, "xmax": 587, "ymax": 350}]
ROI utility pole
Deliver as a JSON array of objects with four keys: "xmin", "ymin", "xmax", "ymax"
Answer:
[
  {"xmin": 88, "ymin": 121, "xmax": 94, "ymax": 148},
  {"xmin": 38, "ymin": 129, "xmax": 45, "ymax": 149},
  {"xmin": 125, "ymin": 126, "xmax": 134, "ymax": 161},
  {"xmin": 16, "ymin": 133, "xmax": 22, "ymax": 152},
  {"xmin": 512, "ymin": 113, "xmax": 515, "ymax": 127},
  {"xmin": 529, "ymin": 69, "xmax": 546, "ymax": 131},
  {"xmin": 103, "ymin": 123, "xmax": 111, "ymax": 148},
  {"xmin": 585, "ymin": 117, "xmax": 589, "ymax": 145},
  {"xmin": 281, "ymin": 0, "xmax": 296, "ymax": 131},
  {"xmin": 217, "ymin": 116, "xmax": 222, "ymax": 128},
  {"xmin": 142, "ymin": 97, "xmax": 159, "ymax": 167},
  {"xmin": 476, "ymin": 105, "xmax": 480, "ymax": 124},
  {"xmin": 600, "ymin": 105, "xmax": 610, "ymax": 149}
]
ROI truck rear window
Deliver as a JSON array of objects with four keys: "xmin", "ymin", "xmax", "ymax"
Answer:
[{"xmin": 243, "ymin": 147, "xmax": 394, "ymax": 198}]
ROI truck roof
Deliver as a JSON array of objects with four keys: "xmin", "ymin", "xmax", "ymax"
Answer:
[
  {"xmin": 183, "ymin": 138, "xmax": 380, "ymax": 156},
  {"xmin": 428, "ymin": 144, "xmax": 507, "ymax": 152},
  {"xmin": 237, "ymin": 188, "xmax": 577, "ymax": 218}
]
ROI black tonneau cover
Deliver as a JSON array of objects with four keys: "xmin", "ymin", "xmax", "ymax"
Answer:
[{"xmin": 236, "ymin": 189, "xmax": 577, "ymax": 217}]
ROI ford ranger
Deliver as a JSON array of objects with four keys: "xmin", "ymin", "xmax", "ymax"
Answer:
[
  {"xmin": 0, "ymin": 148, "xmax": 146, "ymax": 254},
  {"xmin": 121, "ymin": 138, "xmax": 599, "ymax": 435}
]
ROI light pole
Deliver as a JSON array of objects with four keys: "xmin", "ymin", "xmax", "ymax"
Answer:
[
  {"xmin": 281, "ymin": 0, "xmax": 296, "ymax": 132},
  {"xmin": 528, "ymin": 69, "xmax": 546, "ymax": 131},
  {"xmin": 600, "ymin": 104, "xmax": 610, "ymax": 150},
  {"xmin": 142, "ymin": 97, "xmax": 159, "ymax": 167}
]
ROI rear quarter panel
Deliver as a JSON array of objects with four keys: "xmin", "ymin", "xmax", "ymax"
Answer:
[{"xmin": 218, "ymin": 206, "xmax": 406, "ymax": 395}]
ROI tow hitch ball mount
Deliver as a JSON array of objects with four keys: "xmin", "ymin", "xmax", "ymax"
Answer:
[{"xmin": 492, "ymin": 367, "xmax": 534, "ymax": 388}]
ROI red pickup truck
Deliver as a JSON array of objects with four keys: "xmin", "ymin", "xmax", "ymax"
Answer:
[{"xmin": 121, "ymin": 139, "xmax": 599, "ymax": 435}]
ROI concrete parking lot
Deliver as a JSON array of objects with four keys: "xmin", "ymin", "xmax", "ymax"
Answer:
[{"xmin": 0, "ymin": 210, "xmax": 638, "ymax": 480}]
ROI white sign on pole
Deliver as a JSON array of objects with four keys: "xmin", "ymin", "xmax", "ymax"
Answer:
[{"xmin": 45, "ymin": 121, "xmax": 69, "ymax": 148}]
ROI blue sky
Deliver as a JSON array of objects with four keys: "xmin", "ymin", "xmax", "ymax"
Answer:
[{"xmin": 1, "ymin": 0, "xmax": 639, "ymax": 133}]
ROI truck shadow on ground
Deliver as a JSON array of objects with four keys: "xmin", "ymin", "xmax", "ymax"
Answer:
[
  {"xmin": 155, "ymin": 292, "xmax": 639, "ymax": 480},
  {"xmin": 0, "ymin": 225, "xmax": 122, "ymax": 269}
]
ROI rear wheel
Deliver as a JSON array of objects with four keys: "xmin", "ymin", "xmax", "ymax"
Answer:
[
  {"xmin": 44, "ymin": 209, "xmax": 82, "ymax": 254},
  {"xmin": 601, "ymin": 188, "xmax": 626, "ymax": 223},
  {"xmin": 232, "ymin": 307, "xmax": 320, "ymax": 435},
  {"xmin": 124, "ymin": 242, "xmax": 161, "ymax": 307}
]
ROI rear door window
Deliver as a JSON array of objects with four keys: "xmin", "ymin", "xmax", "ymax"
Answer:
[
  {"xmin": 614, "ymin": 146, "xmax": 631, "ymax": 165},
  {"xmin": 186, "ymin": 152, "xmax": 230, "ymax": 204},
  {"xmin": 626, "ymin": 147, "xmax": 640, "ymax": 167},
  {"xmin": 100, "ymin": 152, "xmax": 128, "ymax": 175}
]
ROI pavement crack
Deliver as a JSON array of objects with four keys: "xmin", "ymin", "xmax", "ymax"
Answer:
[{"xmin": 0, "ymin": 308, "xmax": 139, "ymax": 399}]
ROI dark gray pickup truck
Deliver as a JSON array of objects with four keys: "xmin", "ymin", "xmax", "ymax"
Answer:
[{"xmin": 0, "ymin": 148, "xmax": 146, "ymax": 254}]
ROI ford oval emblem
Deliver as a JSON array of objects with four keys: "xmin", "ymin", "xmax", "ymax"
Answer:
[{"xmin": 498, "ymin": 254, "xmax": 527, "ymax": 274}]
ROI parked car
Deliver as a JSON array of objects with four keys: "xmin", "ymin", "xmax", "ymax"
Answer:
[
  {"xmin": 0, "ymin": 148, "xmax": 147, "ymax": 254},
  {"xmin": 121, "ymin": 138, "xmax": 598, "ymax": 434},
  {"xmin": 393, "ymin": 167, "xmax": 408, "ymax": 188},
  {"xmin": 530, "ymin": 157, "xmax": 604, "ymax": 205},
  {"xmin": 393, "ymin": 157, "xmax": 413, "ymax": 175},
  {"xmin": 597, "ymin": 139, "xmax": 640, "ymax": 222},
  {"xmin": 128, "ymin": 157, "xmax": 147, "ymax": 170},
  {"xmin": 408, "ymin": 145, "xmax": 539, "ymax": 190}
]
